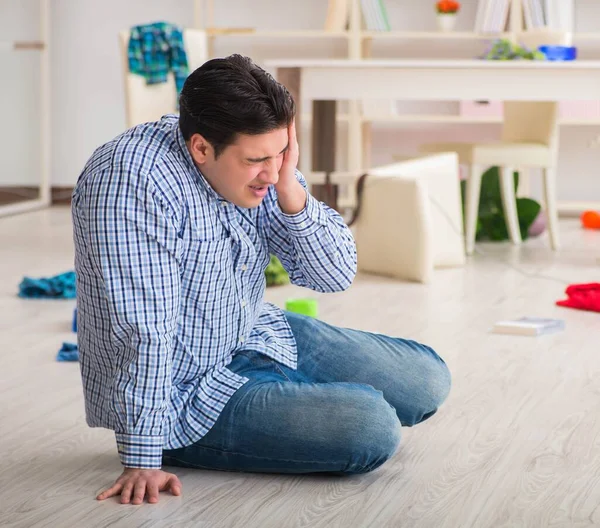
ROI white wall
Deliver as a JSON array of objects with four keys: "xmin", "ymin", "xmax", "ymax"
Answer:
[
  {"xmin": 0, "ymin": 0, "xmax": 41, "ymax": 186},
  {"xmin": 1, "ymin": 0, "xmax": 599, "ymax": 206},
  {"xmin": 50, "ymin": 0, "xmax": 194, "ymax": 186}
]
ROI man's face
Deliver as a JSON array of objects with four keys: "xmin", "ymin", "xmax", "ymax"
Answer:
[{"xmin": 188, "ymin": 127, "xmax": 289, "ymax": 209}]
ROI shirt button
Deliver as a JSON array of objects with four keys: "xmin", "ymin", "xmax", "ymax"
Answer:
[
  {"xmin": 221, "ymin": 201, "xmax": 228, "ymax": 207},
  {"xmin": 241, "ymin": 264, "xmax": 248, "ymax": 271},
  {"xmin": 239, "ymin": 335, "xmax": 245, "ymax": 343},
  {"xmin": 241, "ymin": 300, "xmax": 247, "ymax": 307}
]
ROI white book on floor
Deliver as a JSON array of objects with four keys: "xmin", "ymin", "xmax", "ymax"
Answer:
[{"xmin": 492, "ymin": 317, "xmax": 565, "ymax": 336}]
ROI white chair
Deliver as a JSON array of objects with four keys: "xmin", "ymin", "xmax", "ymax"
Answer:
[
  {"xmin": 420, "ymin": 30, "xmax": 571, "ymax": 254},
  {"xmin": 118, "ymin": 29, "xmax": 208, "ymax": 128},
  {"xmin": 350, "ymin": 153, "xmax": 466, "ymax": 283},
  {"xmin": 420, "ymin": 102, "xmax": 560, "ymax": 254}
]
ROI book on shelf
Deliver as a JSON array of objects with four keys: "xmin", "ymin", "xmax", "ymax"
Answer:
[
  {"xmin": 523, "ymin": 0, "xmax": 546, "ymax": 29},
  {"xmin": 543, "ymin": 0, "xmax": 574, "ymax": 31},
  {"xmin": 521, "ymin": 0, "xmax": 574, "ymax": 31},
  {"xmin": 324, "ymin": 0, "xmax": 350, "ymax": 32},
  {"xmin": 474, "ymin": 0, "xmax": 510, "ymax": 34},
  {"xmin": 324, "ymin": 0, "xmax": 391, "ymax": 32},
  {"xmin": 361, "ymin": 0, "xmax": 391, "ymax": 31},
  {"xmin": 544, "ymin": 0, "xmax": 556, "ymax": 29}
]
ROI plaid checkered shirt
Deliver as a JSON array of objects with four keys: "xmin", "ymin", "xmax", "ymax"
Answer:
[{"xmin": 71, "ymin": 115, "xmax": 357, "ymax": 469}]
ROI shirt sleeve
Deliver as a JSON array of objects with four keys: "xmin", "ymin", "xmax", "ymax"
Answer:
[
  {"xmin": 266, "ymin": 170, "xmax": 357, "ymax": 292},
  {"xmin": 82, "ymin": 170, "xmax": 181, "ymax": 469}
]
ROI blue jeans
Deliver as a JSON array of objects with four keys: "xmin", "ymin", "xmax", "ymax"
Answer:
[{"xmin": 162, "ymin": 312, "xmax": 451, "ymax": 475}]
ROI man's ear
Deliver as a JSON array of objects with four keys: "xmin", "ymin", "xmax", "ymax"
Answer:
[{"xmin": 188, "ymin": 134, "xmax": 213, "ymax": 165}]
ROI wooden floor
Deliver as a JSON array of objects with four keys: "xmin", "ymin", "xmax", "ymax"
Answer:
[{"xmin": 1, "ymin": 207, "xmax": 599, "ymax": 528}]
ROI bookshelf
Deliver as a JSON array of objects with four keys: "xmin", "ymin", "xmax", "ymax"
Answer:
[
  {"xmin": 205, "ymin": 29, "xmax": 350, "ymax": 39},
  {"xmin": 194, "ymin": 0, "xmax": 569, "ymax": 48},
  {"xmin": 361, "ymin": 31, "xmax": 511, "ymax": 40},
  {"xmin": 194, "ymin": 0, "xmax": 600, "ymax": 54}
]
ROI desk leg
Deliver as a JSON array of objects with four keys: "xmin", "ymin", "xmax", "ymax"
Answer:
[
  {"xmin": 276, "ymin": 67, "xmax": 338, "ymax": 210},
  {"xmin": 276, "ymin": 66, "xmax": 302, "ymax": 161},
  {"xmin": 312, "ymin": 100, "xmax": 338, "ymax": 210}
]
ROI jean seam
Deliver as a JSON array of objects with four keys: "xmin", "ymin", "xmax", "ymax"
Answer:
[{"xmin": 272, "ymin": 361, "xmax": 292, "ymax": 381}]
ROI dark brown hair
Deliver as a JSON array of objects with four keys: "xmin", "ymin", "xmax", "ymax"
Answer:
[{"xmin": 179, "ymin": 54, "xmax": 296, "ymax": 158}]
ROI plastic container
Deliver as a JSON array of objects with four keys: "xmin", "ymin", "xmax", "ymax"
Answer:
[{"xmin": 538, "ymin": 45, "xmax": 577, "ymax": 61}]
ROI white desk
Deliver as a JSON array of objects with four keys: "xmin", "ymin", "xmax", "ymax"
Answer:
[
  {"xmin": 268, "ymin": 59, "xmax": 600, "ymax": 101},
  {"xmin": 267, "ymin": 59, "xmax": 600, "ymax": 211}
]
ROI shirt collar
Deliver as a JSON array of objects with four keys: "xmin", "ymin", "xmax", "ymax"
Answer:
[{"xmin": 173, "ymin": 122, "xmax": 223, "ymax": 203}]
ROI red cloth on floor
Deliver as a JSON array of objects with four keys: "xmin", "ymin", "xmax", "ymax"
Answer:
[{"xmin": 556, "ymin": 283, "xmax": 600, "ymax": 313}]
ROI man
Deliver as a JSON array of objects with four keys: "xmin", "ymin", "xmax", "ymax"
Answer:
[{"xmin": 72, "ymin": 54, "xmax": 451, "ymax": 506}]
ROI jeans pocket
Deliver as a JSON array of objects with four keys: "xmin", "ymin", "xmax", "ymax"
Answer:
[{"xmin": 227, "ymin": 350, "xmax": 282, "ymax": 378}]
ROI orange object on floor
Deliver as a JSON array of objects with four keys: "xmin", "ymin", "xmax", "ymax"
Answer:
[{"xmin": 581, "ymin": 210, "xmax": 600, "ymax": 229}]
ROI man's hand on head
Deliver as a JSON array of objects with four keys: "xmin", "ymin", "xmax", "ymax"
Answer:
[
  {"xmin": 97, "ymin": 468, "xmax": 182, "ymax": 505},
  {"xmin": 276, "ymin": 119, "xmax": 307, "ymax": 215}
]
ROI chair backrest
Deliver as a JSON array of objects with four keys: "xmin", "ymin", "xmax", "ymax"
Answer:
[
  {"xmin": 502, "ymin": 101, "xmax": 559, "ymax": 146},
  {"xmin": 119, "ymin": 28, "xmax": 208, "ymax": 128},
  {"xmin": 501, "ymin": 30, "xmax": 567, "ymax": 150}
]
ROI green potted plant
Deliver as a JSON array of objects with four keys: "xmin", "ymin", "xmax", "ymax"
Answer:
[{"xmin": 460, "ymin": 167, "xmax": 544, "ymax": 242}]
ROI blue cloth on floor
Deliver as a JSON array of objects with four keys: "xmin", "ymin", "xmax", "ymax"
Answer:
[
  {"xmin": 57, "ymin": 342, "xmax": 79, "ymax": 362},
  {"xmin": 18, "ymin": 271, "xmax": 76, "ymax": 299},
  {"xmin": 127, "ymin": 22, "xmax": 189, "ymax": 98}
]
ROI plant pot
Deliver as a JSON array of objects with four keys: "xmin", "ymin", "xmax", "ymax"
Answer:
[{"xmin": 437, "ymin": 13, "xmax": 457, "ymax": 32}]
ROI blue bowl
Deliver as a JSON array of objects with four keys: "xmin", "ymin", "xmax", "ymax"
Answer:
[{"xmin": 538, "ymin": 45, "xmax": 577, "ymax": 61}]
